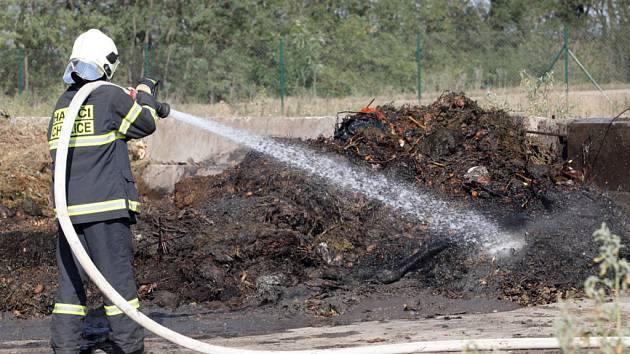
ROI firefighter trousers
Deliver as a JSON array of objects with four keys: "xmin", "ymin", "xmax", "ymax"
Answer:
[{"xmin": 51, "ymin": 218, "xmax": 144, "ymax": 354}]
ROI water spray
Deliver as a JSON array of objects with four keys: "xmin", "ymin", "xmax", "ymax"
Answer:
[{"xmin": 54, "ymin": 82, "xmax": 627, "ymax": 353}]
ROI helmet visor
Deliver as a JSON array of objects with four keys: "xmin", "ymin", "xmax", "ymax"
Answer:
[{"xmin": 63, "ymin": 59, "xmax": 105, "ymax": 84}]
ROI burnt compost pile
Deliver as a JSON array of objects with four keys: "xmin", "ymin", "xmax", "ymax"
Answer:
[
  {"xmin": 330, "ymin": 93, "xmax": 566, "ymax": 207},
  {"xmin": 131, "ymin": 93, "xmax": 628, "ymax": 313},
  {"xmin": 1, "ymin": 93, "xmax": 628, "ymax": 318}
]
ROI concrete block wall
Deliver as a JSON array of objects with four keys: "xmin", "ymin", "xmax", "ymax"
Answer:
[
  {"xmin": 142, "ymin": 116, "xmax": 338, "ymax": 193},
  {"xmin": 567, "ymin": 118, "xmax": 630, "ymax": 192},
  {"xmin": 521, "ymin": 116, "xmax": 568, "ymax": 157}
]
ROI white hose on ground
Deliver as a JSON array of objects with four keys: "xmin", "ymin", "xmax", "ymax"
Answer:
[{"xmin": 54, "ymin": 81, "xmax": 630, "ymax": 353}]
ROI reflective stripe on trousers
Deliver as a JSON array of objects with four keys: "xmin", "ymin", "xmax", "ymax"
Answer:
[
  {"xmin": 52, "ymin": 303, "xmax": 87, "ymax": 316},
  {"xmin": 104, "ymin": 297, "xmax": 140, "ymax": 316}
]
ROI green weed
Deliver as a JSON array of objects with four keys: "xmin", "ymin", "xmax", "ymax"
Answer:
[
  {"xmin": 519, "ymin": 70, "xmax": 572, "ymax": 118},
  {"xmin": 555, "ymin": 223, "xmax": 629, "ymax": 353}
]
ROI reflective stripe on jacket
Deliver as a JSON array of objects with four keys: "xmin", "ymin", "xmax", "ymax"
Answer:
[{"xmin": 48, "ymin": 82, "xmax": 157, "ymax": 224}]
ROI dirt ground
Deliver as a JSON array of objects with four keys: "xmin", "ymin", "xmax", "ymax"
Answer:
[
  {"xmin": 0, "ymin": 94, "xmax": 628, "ymax": 327},
  {"xmin": 2, "ymin": 298, "xmax": 628, "ymax": 353}
]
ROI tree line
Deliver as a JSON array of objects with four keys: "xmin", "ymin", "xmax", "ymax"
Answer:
[{"xmin": 0, "ymin": 0, "xmax": 628, "ymax": 102}]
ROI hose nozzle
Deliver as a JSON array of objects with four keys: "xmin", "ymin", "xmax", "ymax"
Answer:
[{"xmin": 156, "ymin": 102, "xmax": 170, "ymax": 118}]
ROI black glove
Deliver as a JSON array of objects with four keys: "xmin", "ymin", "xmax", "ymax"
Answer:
[
  {"xmin": 136, "ymin": 77, "xmax": 170, "ymax": 118},
  {"xmin": 156, "ymin": 102, "xmax": 170, "ymax": 118},
  {"xmin": 136, "ymin": 77, "xmax": 160, "ymax": 98}
]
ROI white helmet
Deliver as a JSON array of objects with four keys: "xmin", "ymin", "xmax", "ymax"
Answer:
[{"xmin": 63, "ymin": 29, "xmax": 120, "ymax": 84}]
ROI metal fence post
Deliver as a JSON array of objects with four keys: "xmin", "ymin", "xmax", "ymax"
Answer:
[
  {"xmin": 143, "ymin": 43, "xmax": 150, "ymax": 76},
  {"xmin": 563, "ymin": 25, "xmax": 569, "ymax": 109},
  {"xmin": 17, "ymin": 48, "xmax": 24, "ymax": 95},
  {"xmin": 415, "ymin": 32, "xmax": 422, "ymax": 104},
  {"xmin": 279, "ymin": 36, "xmax": 286, "ymax": 114}
]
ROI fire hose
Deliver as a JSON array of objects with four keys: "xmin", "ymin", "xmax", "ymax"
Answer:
[{"xmin": 54, "ymin": 81, "xmax": 630, "ymax": 353}]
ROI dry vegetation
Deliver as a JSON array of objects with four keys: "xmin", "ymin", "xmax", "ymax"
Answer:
[
  {"xmin": 0, "ymin": 118, "xmax": 51, "ymax": 216},
  {"xmin": 137, "ymin": 87, "xmax": 630, "ymax": 119},
  {"xmin": 3, "ymin": 86, "xmax": 629, "ymax": 120}
]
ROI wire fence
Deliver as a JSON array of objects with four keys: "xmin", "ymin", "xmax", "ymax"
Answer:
[{"xmin": 2, "ymin": 25, "xmax": 628, "ymax": 115}]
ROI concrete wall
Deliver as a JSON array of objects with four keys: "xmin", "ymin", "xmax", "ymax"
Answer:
[
  {"xmin": 146, "ymin": 116, "xmax": 337, "ymax": 163},
  {"xmin": 521, "ymin": 116, "xmax": 568, "ymax": 158},
  {"xmin": 567, "ymin": 118, "xmax": 630, "ymax": 192},
  {"xmin": 143, "ymin": 116, "xmax": 338, "ymax": 193}
]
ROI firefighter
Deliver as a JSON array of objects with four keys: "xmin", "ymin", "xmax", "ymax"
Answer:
[{"xmin": 47, "ymin": 29, "xmax": 169, "ymax": 354}]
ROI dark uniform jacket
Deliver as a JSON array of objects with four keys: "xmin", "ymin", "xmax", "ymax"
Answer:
[{"xmin": 47, "ymin": 81, "xmax": 158, "ymax": 224}]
